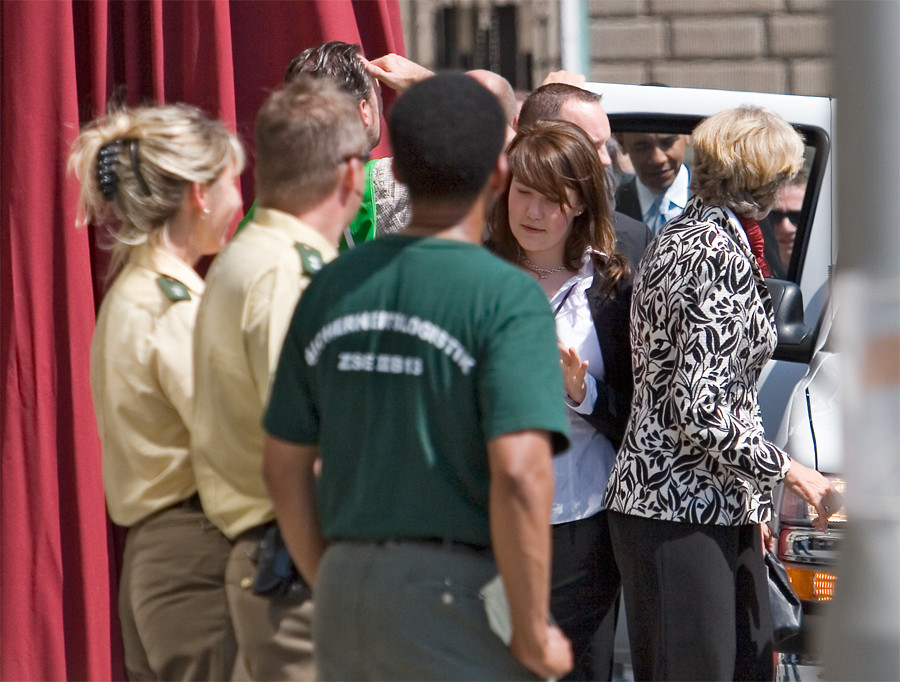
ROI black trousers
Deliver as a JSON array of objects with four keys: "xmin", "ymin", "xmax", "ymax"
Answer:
[
  {"xmin": 608, "ymin": 512, "xmax": 773, "ymax": 682},
  {"xmin": 550, "ymin": 511, "xmax": 621, "ymax": 681}
]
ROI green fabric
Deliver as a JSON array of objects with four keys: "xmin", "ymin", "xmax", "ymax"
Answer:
[
  {"xmin": 235, "ymin": 201, "xmax": 256, "ymax": 235},
  {"xmin": 264, "ymin": 235, "xmax": 569, "ymax": 547},
  {"xmin": 340, "ymin": 159, "xmax": 377, "ymax": 250}
]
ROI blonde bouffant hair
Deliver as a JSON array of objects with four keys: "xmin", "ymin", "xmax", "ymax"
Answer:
[
  {"xmin": 690, "ymin": 105, "xmax": 804, "ymax": 220},
  {"xmin": 68, "ymin": 104, "xmax": 245, "ymax": 276}
]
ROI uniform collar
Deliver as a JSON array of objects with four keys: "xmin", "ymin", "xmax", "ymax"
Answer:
[
  {"xmin": 131, "ymin": 242, "xmax": 205, "ymax": 296},
  {"xmin": 250, "ymin": 207, "xmax": 339, "ymax": 260}
]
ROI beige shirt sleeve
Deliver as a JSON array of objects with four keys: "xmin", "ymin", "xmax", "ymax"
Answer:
[
  {"xmin": 243, "ymin": 265, "xmax": 312, "ymax": 406},
  {"xmin": 155, "ymin": 298, "xmax": 199, "ymax": 425}
]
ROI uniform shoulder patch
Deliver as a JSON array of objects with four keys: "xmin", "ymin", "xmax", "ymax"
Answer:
[
  {"xmin": 295, "ymin": 243, "xmax": 324, "ymax": 276},
  {"xmin": 156, "ymin": 275, "xmax": 191, "ymax": 302}
]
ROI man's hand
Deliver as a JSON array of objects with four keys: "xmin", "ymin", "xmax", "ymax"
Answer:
[
  {"xmin": 783, "ymin": 459, "xmax": 839, "ymax": 532},
  {"xmin": 542, "ymin": 70, "xmax": 586, "ymax": 87},
  {"xmin": 364, "ymin": 54, "xmax": 433, "ymax": 92},
  {"xmin": 559, "ymin": 342, "xmax": 588, "ymax": 404},
  {"xmin": 510, "ymin": 623, "xmax": 573, "ymax": 679}
]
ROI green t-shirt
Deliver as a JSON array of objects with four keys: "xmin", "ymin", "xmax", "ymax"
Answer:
[{"xmin": 264, "ymin": 235, "xmax": 569, "ymax": 547}]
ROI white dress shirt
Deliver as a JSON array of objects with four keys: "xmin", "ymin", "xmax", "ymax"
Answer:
[
  {"xmin": 638, "ymin": 164, "xmax": 690, "ymax": 235},
  {"xmin": 548, "ymin": 251, "xmax": 618, "ymax": 524}
]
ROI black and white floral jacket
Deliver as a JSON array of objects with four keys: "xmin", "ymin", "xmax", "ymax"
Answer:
[{"xmin": 604, "ymin": 196, "xmax": 791, "ymax": 526}]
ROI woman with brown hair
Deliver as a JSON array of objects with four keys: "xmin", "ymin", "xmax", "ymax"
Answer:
[{"xmin": 488, "ymin": 119, "xmax": 632, "ymax": 680}]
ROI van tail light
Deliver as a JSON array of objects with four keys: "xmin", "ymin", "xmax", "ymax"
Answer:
[{"xmin": 777, "ymin": 476, "xmax": 845, "ymax": 602}]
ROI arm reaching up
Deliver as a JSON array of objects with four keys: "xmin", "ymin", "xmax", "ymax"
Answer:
[{"xmin": 365, "ymin": 54, "xmax": 434, "ymax": 92}]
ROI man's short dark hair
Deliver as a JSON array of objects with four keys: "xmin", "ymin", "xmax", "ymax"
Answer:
[
  {"xmin": 517, "ymin": 83, "xmax": 603, "ymax": 127},
  {"xmin": 284, "ymin": 41, "xmax": 373, "ymax": 104},
  {"xmin": 389, "ymin": 72, "xmax": 506, "ymax": 202}
]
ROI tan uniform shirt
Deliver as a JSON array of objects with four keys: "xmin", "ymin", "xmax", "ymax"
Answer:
[
  {"xmin": 191, "ymin": 208, "xmax": 338, "ymax": 538},
  {"xmin": 91, "ymin": 244, "xmax": 205, "ymax": 526}
]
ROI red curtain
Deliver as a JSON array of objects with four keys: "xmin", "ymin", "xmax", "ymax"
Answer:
[{"xmin": 0, "ymin": 2, "xmax": 404, "ymax": 679}]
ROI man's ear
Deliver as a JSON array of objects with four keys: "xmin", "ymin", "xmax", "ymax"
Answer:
[
  {"xmin": 488, "ymin": 153, "xmax": 509, "ymax": 194},
  {"xmin": 512, "ymin": 113, "xmax": 519, "ymax": 133},
  {"xmin": 341, "ymin": 157, "xmax": 364, "ymax": 199},
  {"xmin": 359, "ymin": 98, "xmax": 374, "ymax": 130}
]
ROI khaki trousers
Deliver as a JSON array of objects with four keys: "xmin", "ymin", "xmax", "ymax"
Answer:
[
  {"xmin": 119, "ymin": 499, "xmax": 237, "ymax": 681},
  {"xmin": 227, "ymin": 526, "xmax": 315, "ymax": 681}
]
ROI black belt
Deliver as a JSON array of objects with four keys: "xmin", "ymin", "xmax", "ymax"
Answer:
[{"xmin": 378, "ymin": 537, "xmax": 492, "ymax": 557}]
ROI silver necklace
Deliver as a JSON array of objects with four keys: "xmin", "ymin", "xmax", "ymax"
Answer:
[{"xmin": 521, "ymin": 256, "xmax": 566, "ymax": 279}]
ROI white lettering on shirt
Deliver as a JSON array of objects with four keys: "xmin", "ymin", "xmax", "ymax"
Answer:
[
  {"xmin": 306, "ymin": 311, "xmax": 475, "ymax": 375},
  {"xmin": 337, "ymin": 352, "xmax": 424, "ymax": 376}
]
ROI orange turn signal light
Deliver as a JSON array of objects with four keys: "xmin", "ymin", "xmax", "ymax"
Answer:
[{"xmin": 785, "ymin": 565, "xmax": 837, "ymax": 602}]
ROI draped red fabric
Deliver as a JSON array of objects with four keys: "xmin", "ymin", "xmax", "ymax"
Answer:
[{"xmin": 0, "ymin": 2, "xmax": 404, "ymax": 680}]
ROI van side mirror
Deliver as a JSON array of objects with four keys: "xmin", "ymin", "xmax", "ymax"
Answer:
[{"xmin": 766, "ymin": 278, "xmax": 816, "ymax": 363}]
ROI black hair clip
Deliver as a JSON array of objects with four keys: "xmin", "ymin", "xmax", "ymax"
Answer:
[{"xmin": 97, "ymin": 140, "xmax": 122, "ymax": 201}]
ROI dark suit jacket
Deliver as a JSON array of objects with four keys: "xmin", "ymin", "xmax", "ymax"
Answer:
[
  {"xmin": 581, "ymin": 264, "xmax": 634, "ymax": 450},
  {"xmin": 613, "ymin": 210, "xmax": 652, "ymax": 273},
  {"xmin": 614, "ymin": 177, "xmax": 643, "ymax": 224}
]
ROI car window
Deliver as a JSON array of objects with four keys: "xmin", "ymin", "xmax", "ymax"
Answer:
[{"xmin": 608, "ymin": 114, "xmax": 830, "ymax": 284}]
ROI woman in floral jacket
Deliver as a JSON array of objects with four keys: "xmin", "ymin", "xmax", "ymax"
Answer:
[{"xmin": 605, "ymin": 106, "xmax": 838, "ymax": 681}]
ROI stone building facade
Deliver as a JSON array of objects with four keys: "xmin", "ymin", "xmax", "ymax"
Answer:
[{"xmin": 399, "ymin": 0, "xmax": 833, "ymax": 96}]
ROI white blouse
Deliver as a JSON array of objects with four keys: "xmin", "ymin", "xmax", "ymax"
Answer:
[{"xmin": 548, "ymin": 251, "xmax": 618, "ymax": 524}]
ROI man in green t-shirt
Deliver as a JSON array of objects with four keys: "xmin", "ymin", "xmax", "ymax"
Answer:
[{"xmin": 263, "ymin": 73, "xmax": 574, "ymax": 680}]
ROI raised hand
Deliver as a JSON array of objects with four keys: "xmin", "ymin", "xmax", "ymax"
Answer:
[
  {"xmin": 559, "ymin": 342, "xmax": 588, "ymax": 404},
  {"xmin": 364, "ymin": 54, "xmax": 434, "ymax": 92},
  {"xmin": 542, "ymin": 70, "xmax": 586, "ymax": 87}
]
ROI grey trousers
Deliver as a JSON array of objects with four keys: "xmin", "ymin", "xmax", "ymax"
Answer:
[
  {"xmin": 314, "ymin": 541, "xmax": 542, "ymax": 681},
  {"xmin": 119, "ymin": 499, "xmax": 237, "ymax": 681},
  {"xmin": 226, "ymin": 526, "xmax": 315, "ymax": 681}
]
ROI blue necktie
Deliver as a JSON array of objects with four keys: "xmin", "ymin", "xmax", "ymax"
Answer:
[{"xmin": 644, "ymin": 196, "xmax": 667, "ymax": 234}]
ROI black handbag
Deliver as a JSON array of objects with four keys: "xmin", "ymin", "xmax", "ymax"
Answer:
[{"xmin": 765, "ymin": 549, "xmax": 803, "ymax": 644}]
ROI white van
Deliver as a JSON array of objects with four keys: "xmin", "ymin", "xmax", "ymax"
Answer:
[{"xmin": 590, "ymin": 82, "xmax": 841, "ymax": 672}]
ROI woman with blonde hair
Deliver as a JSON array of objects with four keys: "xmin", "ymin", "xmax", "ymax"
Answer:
[
  {"xmin": 488, "ymin": 120, "xmax": 632, "ymax": 680},
  {"xmin": 604, "ymin": 106, "xmax": 838, "ymax": 680},
  {"xmin": 69, "ymin": 104, "xmax": 244, "ymax": 681}
]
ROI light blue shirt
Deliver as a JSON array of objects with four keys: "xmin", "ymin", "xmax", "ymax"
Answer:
[{"xmin": 638, "ymin": 164, "xmax": 690, "ymax": 235}]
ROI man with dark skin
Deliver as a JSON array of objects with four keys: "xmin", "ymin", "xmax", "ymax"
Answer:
[{"xmin": 264, "ymin": 73, "xmax": 574, "ymax": 681}]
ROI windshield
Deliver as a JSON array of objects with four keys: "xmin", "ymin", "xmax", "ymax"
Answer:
[{"xmin": 608, "ymin": 114, "xmax": 829, "ymax": 283}]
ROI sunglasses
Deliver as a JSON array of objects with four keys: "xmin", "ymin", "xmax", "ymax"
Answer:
[{"xmin": 770, "ymin": 209, "xmax": 801, "ymax": 224}]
